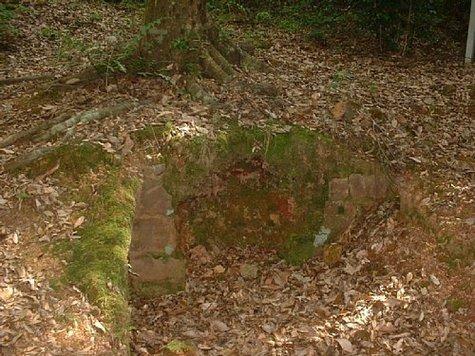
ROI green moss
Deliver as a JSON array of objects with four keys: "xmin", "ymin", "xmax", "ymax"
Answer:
[
  {"xmin": 161, "ymin": 124, "xmax": 381, "ymax": 265},
  {"xmin": 27, "ymin": 142, "xmax": 116, "ymax": 178},
  {"xmin": 134, "ymin": 280, "xmax": 185, "ymax": 299},
  {"xmin": 446, "ymin": 298, "xmax": 466, "ymax": 313},
  {"xmin": 132, "ymin": 124, "xmax": 171, "ymax": 144},
  {"xmin": 164, "ymin": 340, "xmax": 194, "ymax": 353},
  {"xmin": 64, "ymin": 172, "xmax": 140, "ymax": 341},
  {"xmin": 279, "ymin": 234, "xmax": 316, "ymax": 265}
]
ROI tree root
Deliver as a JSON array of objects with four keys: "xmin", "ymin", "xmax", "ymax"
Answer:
[
  {"xmin": 201, "ymin": 49, "xmax": 231, "ymax": 83},
  {"xmin": 4, "ymin": 146, "xmax": 58, "ymax": 172},
  {"xmin": 0, "ymin": 112, "xmax": 71, "ymax": 148},
  {"xmin": 0, "ymin": 74, "xmax": 54, "ymax": 86},
  {"xmin": 198, "ymin": 39, "xmax": 267, "ymax": 83},
  {"xmin": 208, "ymin": 45, "xmax": 235, "ymax": 76},
  {"xmin": 4, "ymin": 101, "xmax": 143, "ymax": 171},
  {"xmin": 34, "ymin": 101, "xmax": 139, "ymax": 143}
]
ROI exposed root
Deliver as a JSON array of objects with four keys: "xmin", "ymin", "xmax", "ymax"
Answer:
[
  {"xmin": 0, "ymin": 113, "xmax": 70, "ymax": 148},
  {"xmin": 208, "ymin": 45, "xmax": 235, "ymax": 76},
  {"xmin": 201, "ymin": 49, "xmax": 231, "ymax": 83},
  {"xmin": 41, "ymin": 67, "xmax": 100, "ymax": 92},
  {"xmin": 34, "ymin": 101, "xmax": 139, "ymax": 143},
  {"xmin": 4, "ymin": 146, "xmax": 58, "ymax": 172},
  {"xmin": 0, "ymin": 74, "xmax": 54, "ymax": 86}
]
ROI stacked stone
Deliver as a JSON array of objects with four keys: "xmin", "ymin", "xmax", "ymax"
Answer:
[
  {"xmin": 129, "ymin": 166, "xmax": 186, "ymax": 297},
  {"xmin": 324, "ymin": 174, "xmax": 388, "ymax": 238}
]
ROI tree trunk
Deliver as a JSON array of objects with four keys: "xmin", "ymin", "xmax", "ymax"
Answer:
[{"xmin": 140, "ymin": 0, "xmax": 252, "ymax": 82}]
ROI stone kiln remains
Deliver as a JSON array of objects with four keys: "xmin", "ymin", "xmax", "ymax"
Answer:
[{"xmin": 128, "ymin": 126, "xmax": 390, "ymax": 297}]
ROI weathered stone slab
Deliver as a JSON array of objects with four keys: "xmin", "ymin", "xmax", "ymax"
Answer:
[
  {"xmin": 365, "ymin": 175, "xmax": 388, "ymax": 201},
  {"xmin": 324, "ymin": 200, "xmax": 357, "ymax": 236},
  {"xmin": 135, "ymin": 182, "xmax": 173, "ymax": 217},
  {"xmin": 348, "ymin": 174, "xmax": 368, "ymax": 200},
  {"xmin": 349, "ymin": 174, "xmax": 388, "ymax": 202},
  {"xmin": 324, "ymin": 174, "xmax": 389, "ymax": 241},
  {"xmin": 129, "ymin": 216, "xmax": 177, "ymax": 258},
  {"xmin": 130, "ymin": 256, "xmax": 186, "ymax": 296},
  {"xmin": 129, "ymin": 166, "xmax": 186, "ymax": 297}
]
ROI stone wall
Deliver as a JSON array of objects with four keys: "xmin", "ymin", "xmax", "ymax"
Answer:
[
  {"xmin": 324, "ymin": 174, "xmax": 389, "ymax": 238},
  {"xmin": 129, "ymin": 165, "xmax": 186, "ymax": 298}
]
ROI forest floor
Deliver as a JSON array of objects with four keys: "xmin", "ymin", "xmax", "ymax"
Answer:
[{"xmin": 0, "ymin": 1, "xmax": 474, "ymax": 355}]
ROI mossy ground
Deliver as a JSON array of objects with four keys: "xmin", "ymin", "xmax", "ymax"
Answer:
[
  {"xmin": 26, "ymin": 142, "xmax": 117, "ymax": 179},
  {"xmin": 158, "ymin": 124, "xmax": 380, "ymax": 265},
  {"xmin": 63, "ymin": 173, "xmax": 139, "ymax": 341},
  {"xmin": 33, "ymin": 142, "xmax": 138, "ymax": 342},
  {"xmin": 134, "ymin": 279, "xmax": 185, "ymax": 299}
]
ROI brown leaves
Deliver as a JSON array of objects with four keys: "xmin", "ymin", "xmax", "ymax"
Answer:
[{"xmin": 331, "ymin": 101, "xmax": 357, "ymax": 121}]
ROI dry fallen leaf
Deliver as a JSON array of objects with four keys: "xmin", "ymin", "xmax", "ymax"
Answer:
[
  {"xmin": 336, "ymin": 338, "xmax": 353, "ymax": 353},
  {"xmin": 213, "ymin": 265, "xmax": 225, "ymax": 274},
  {"xmin": 74, "ymin": 216, "xmax": 86, "ymax": 228},
  {"xmin": 93, "ymin": 320, "xmax": 107, "ymax": 333}
]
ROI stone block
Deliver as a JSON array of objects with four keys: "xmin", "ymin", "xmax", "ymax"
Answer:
[
  {"xmin": 348, "ymin": 174, "xmax": 368, "ymax": 200},
  {"xmin": 135, "ymin": 182, "xmax": 173, "ymax": 217},
  {"xmin": 130, "ymin": 256, "xmax": 186, "ymax": 296},
  {"xmin": 365, "ymin": 175, "xmax": 388, "ymax": 201},
  {"xmin": 130, "ymin": 216, "xmax": 177, "ymax": 258},
  {"xmin": 324, "ymin": 200, "xmax": 357, "ymax": 237},
  {"xmin": 329, "ymin": 178, "xmax": 349, "ymax": 201}
]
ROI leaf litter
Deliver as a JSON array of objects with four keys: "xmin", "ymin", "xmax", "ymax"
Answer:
[{"xmin": 0, "ymin": 1, "xmax": 474, "ymax": 355}]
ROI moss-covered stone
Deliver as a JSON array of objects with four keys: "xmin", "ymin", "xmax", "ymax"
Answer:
[{"xmin": 279, "ymin": 234, "xmax": 316, "ymax": 265}]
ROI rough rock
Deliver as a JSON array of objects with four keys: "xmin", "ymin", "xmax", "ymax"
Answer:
[
  {"xmin": 129, "ymin": 216, "xmax": 177, "ymax": 258},
  {"xmin": 348, "ymin": 174, "xmax": 368, "ymax": 200},
  {"xmin": 129, "ymin": 169, "xmax": 186, "ymax": 297},
  {"xmin": 135, "ymin": 180, "xmax": 173, "ymax": 217},
  {"xmin": 129, "ymin": 256, "xmax": 186, "ymax": 292},
  {"xmin": 331, "ymin": 101, "xmax": 357, "ymax": 120},
  {"xmin": 323, "ymin": 200, "xmax": 357, "ymax": 236},
  {"xmin": 365, "ymin": 175, "xmax": 388, "ymax": 201}
]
